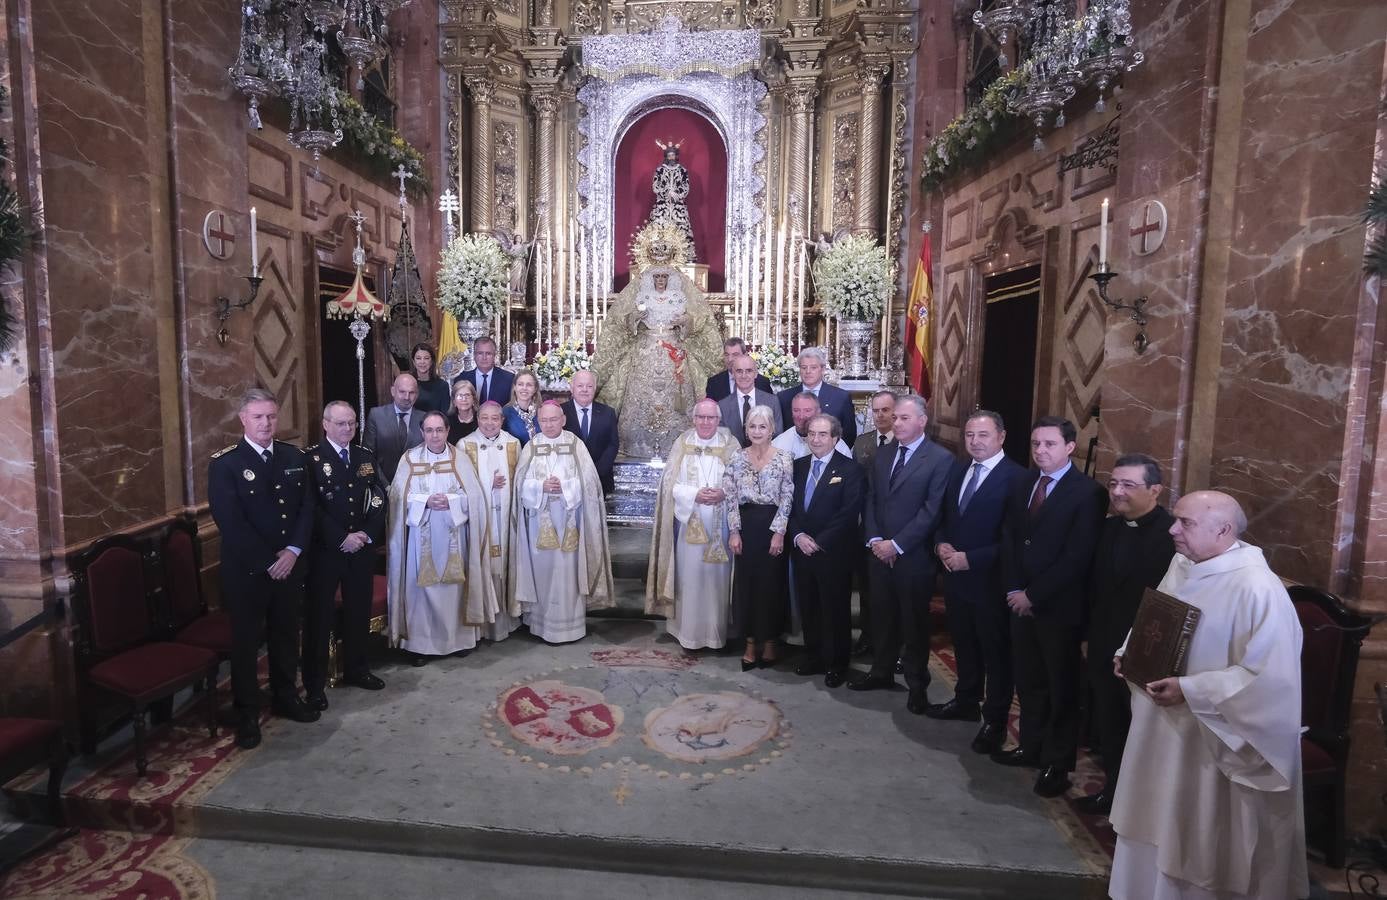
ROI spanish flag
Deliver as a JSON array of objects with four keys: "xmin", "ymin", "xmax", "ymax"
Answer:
[{"xmin": 904, "ymin": 226, "xmax": 933, "ymax": 398}]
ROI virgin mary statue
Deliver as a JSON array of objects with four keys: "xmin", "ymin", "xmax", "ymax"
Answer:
[{"xmin": 593, "ymin": 224, "xmax": 721, "ymax": 459}]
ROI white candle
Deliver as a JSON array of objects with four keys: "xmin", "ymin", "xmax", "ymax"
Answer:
[
  {"xmin": 579, "ymin": 227, "xmax": 588, "ymax": 346},
  {"xmin": 1099, "ymin": 197, "xmax": 1109, "ymax": 267},
  {"xmin": 249, "ymin": 206, "xmax": 258, "ymax": 277}
]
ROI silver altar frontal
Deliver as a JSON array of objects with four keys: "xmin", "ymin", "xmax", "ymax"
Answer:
[{"xmin": 440, "ymin": 0, "xmax": 919, "ymax": 383}]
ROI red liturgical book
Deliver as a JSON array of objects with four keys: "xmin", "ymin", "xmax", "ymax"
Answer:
[{"xmin": 1122, "ymin": 588, "xmax": 1201, "ymax": 687}]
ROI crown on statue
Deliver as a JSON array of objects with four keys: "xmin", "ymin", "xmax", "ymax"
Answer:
[
  {"xmin": 654, "ymin": 137, "xmax": 684, "ymax": 155},
  {"xmin": 630, "ymin": 221, "xmax": 692, "ymax": 273}
]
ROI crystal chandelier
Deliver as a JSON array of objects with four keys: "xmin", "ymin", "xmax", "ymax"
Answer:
[
  {"xmin": 973, "ymin": 0, "xmax": 1143, "ymax": 150},
  {"xmin": 229, "ymin": 0, "xmax": 413, "ymax": 157}
]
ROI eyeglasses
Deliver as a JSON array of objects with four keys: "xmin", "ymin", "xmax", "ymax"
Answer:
[{"xmin": 1108, "ymin": 480, "xmax": 1148, "ymax": 491}]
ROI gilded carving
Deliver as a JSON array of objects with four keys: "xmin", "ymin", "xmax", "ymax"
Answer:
[
  {"xmin": 831, "ymin": 113, "xmax": 859, "ymax": 232},
  {"xmin": 494, "ymin": 122, "xmax": 520, "ymax": 235}
]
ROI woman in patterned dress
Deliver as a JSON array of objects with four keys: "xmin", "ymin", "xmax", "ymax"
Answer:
[
  {"xmin": 723, "ymin": 405, "xmax": 793, "ymax": 670},
  {"xmin": 502, "ymin": 370, "xmax": 541, "ymax": 445}
]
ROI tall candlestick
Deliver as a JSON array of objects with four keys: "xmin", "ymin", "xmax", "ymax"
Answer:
[
  {"xmin": 579, "ymin": 227, "xmax": 588, "ymax": 347},
  {"xmin": 249, "ymin": 206, "xmax": 258, "ymax": 277},
  {"xmin": 1099, "ymin": 197, "xmax": 1109, "ymax": 267}
]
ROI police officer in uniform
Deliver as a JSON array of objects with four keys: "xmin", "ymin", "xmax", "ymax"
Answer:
[
  {"xmin": 302, "ymin": 401, "xmax": 388, "ymax": 710},
  {"xmin": 208, "ymin": 388, "xmax": 321, "ymax": 750}
]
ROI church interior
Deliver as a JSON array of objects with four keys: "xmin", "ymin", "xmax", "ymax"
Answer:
[{"xmin": 1, "ymin": 0, "xmax": 1386, "ymax": 897}]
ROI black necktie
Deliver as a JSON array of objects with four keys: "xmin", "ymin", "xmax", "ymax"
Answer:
[
  {"xmin": 889, "ymin": 444, "xmax": 908, "ymax": 486},
  {"xmin": 878, "ymin": 433, "xmax": 888, "ymax": 448},
  {"xmin": 480, "ymin": 372, "xmax": 489, "ymax": 404},
  {"xmin": 339, "ymin": 447, "xmax": 350, "ymax": 467},
  {"xmin": 741, "ymin": 394, "xmax": 751, "ymax": 423},
  {"xmin": 580, "ymin": 407, "xmax": 590, "ymax": 439},
  {"xmin": 261, "ymin": 448, "xmax": 272, "ymax": 465},
  {"xmin": 397, "ymin": 411, "xmax": 407, "ymax": 436}
]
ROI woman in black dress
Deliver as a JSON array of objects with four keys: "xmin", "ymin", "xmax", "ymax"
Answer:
[
  {"xmin": 411, "ymin": 343, "xmax": 451, "ymax": 414},
  {"xmin": 447, "ymin": 380, "xmax": 479, "ymax": 444},
  {"xmin": 723, "ymin": 404, "xmax": 794, "ymax": 670}
]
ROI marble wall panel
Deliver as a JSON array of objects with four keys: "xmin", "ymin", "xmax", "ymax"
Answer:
[
  {"xmin": 31, "ymin": 0, "xmax": 169, "ymax": 546},
  {"xmin": 1210, "ymin": 0, "xmax": 1387, "ymax": 588}
]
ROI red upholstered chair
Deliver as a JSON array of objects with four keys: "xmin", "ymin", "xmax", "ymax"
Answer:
[
  {"xmin": 0, "ymin": 717, "xmax": 66, "ymax": 826},
  {"xmin": 329, "ymin": 575, "xmax": 389, "ymax": 685},
  {"xmin": 159, "ymin": 519, "xmax": 234, "ymax": 657},
  {"xmin": 1294, "ymin": 584, "xmax": 1371, "ymax": 868},
  {"xmin": 71, "ymin": 537, "xmax": 219, "ymax": 776}
]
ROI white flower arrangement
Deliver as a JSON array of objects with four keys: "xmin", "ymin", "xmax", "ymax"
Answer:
[
  {"xmin": 811, "ymin": 234, "xmax": 892, "ymax": 321},
  {"xmin": 748, "ymin": 344, "xmax": 799, "ymax": 392},
  {"xmin": 533, "ymin": 341, "xmax": 592, "ymax": 389},
  {"xmin": 436, "ymin": 233, "xmax": 508, "ymax": 322}
]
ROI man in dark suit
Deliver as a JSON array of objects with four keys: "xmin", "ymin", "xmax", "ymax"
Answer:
[
  {"xmin": 561, "ymin": 369, "xmax": 619, "ymax": 494},
  {"xmin": 362, "ymin": 373, "xmax": 426, "ymax": 488},
  {"xmin": 1077, "ymin": 452, "xmax": 1175, "ymax": 815},
  {"xmin": 208, "ymin": 388, "xmax": 321, "ymax": 750},
  {"xmin": 705, "ymin": 338, "xmax": 771, "ymax": 401},
  {"xmin": 452, "ymin": 337, "xmax": 514, "ymax": 407},
  {"xmin": 849, "ymin": 390, "xmax": 898, "ymax": 657},
  {"xmin": 301, "ymin": 401, "xmax": 389, "ymax": 713},
  {"xmin": 716, "ymin": 353, "xmax": 782, "ymax": 447},
  {"xmin": 787, "ymin": 413, "xmax": 865, "ymax": 687},
  {"xmin": 849, "ymin": 395, "xmax": 953, "ymax": 713},
  {"xmin": 928, "ymin": 410, "xmax": 1028, "ymax": 754},
  {"xmin": 776, "ymin": 346, "xmax": 858, "ymax": 446},
  {"xmin": 995, "ymin": 415, "xmax": 1108, "ymax": 799}
]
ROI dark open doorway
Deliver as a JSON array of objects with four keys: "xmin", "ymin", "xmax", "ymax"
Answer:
[
  {"xmin": 978, "ymin": 264, "xmax": 1041, "ymax": 465},
  {"xmin": 318, "ymin": 265, "xmax": 381, "ymax": 430}
]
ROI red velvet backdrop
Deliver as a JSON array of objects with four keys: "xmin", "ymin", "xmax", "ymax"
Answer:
[{"xmin": 613, "ymin": 108, "xmax": 727, "ymax": 292}]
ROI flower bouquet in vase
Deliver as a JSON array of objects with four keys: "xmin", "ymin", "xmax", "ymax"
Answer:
[
  {"xmin": 534, "ymin": 341, "xmax": 592, "ymax": 393},
  {"xmin": 436, "ymin": 233, "xmax": 508, "ymax": 369},
  {"xmin": 749, "ymin": 344, "xmax": 800, "ymax": 392},
  {"xmin": 811, "ymin": 234, "xmax": 891, "ymax": 378}
]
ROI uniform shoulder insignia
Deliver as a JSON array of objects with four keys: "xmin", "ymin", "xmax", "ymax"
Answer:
[
  {"xmin": 356, "ymin": 445, "xmax": 376, "ymax": 457},
  {"xmin": 274, "ymin": 440, "xmax": 306, "ymax": 457},
  {"xmin": 211, "ymin": 444, "xmax": 237, "ymax": 459}
]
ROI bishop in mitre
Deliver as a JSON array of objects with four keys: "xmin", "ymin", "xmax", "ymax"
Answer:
[
  {"xmin": 386, "ymin": 411, "xmax": 495, "ymax": 663},
  {"xmin": 462, "ymin": 401, "xmax": 523, "ymax": 642},
  {"xmin": 1109, "ymin": 490, "xmax": 1307, "ymax": 900},
  {"xmin": 510, "ymin": 401, "xmax": 614, "ymax": 643},
  {"xmin": 646, "ymin": 398, "xmax": 736, "ymax": 650}
]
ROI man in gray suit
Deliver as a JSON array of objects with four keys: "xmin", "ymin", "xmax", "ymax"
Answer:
[
  {"xmin": 849, "ymin": 389, "xmax": 898, "ymax": 657},
  {"xmin": 362, "ymin": 373, "xmax": 426, "ymax": 488},
  {"xmin": 716, "ymin": 353, "xmax": 783, "ymax": 447},
  {"xmin": 849, "ymin": 394, "xmax": 953, "ymax": 714}
]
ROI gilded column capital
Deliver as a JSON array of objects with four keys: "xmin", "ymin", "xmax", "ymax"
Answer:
[
  {"xmin": 787, "ymin": 83, "xmax": 818, "ymax": 114},
  {"xmin": 529, "ymin": 91, "xmax": 560, "ymax": 118},
  {"xmin": 465, "ymin": 75, "xmax": 497, "ymax": 105},
  {"xmin": 857, "ymin": 61, "xmax": 891, "ymax": 93}
]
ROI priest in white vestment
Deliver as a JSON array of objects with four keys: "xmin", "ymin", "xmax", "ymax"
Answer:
[
  {"xmin": 646, "ymin": 399, "xmax": 736, "ymax": 650},
  {"xmin": 463, "ymin": 401, "xmax": 523, "ymax": 642},
  {"xmin": 509, "ymin": 401, "xmax": 614, "ymax": 643},
  {"xmin": 386, "ymin": 412, "xmax": 495, "ymax": 662},
  {"xmin": 772, "ymin": 391, "xmax": 851, "ymax": 460},
  {"xmin": 1109, "ymin": 490, "xmax": 1307, "ymax": 900}
]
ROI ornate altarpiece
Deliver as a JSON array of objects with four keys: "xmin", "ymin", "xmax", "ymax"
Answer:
[{"xmin": 440, "ymin": 0, "xmax": 917, "ymax": 380}]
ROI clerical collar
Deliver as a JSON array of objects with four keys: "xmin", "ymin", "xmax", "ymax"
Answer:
[
  {"xmin": 423, "ymin": 445, "xmax": 450, "ymax": 458},
  {"xmin": 1125, "ymin": 505, "xmax": 1166, "ymax": 528}
]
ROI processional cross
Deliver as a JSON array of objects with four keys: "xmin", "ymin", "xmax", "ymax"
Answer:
[{"xmin": 392, "ymin": 164, "xmax": 411, "ymax": 209}]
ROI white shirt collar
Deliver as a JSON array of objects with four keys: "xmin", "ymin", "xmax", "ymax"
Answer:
[
  {"xmin": 326, "ymin": 437, "xmax": 350, "ymax": 457},
  {"xmin": 971, "ymin": 449, "xmax": 1006, "ymax": 471},
  {"xmin": 244, "ymin": 436, "xmax": 272, "ymax": 456},
  {"xmin": 900, "ymin": 433, "xmax": 926, "ymax": 454},
  {"xmin": 392, "ymin": 405, "xmax": 411, "ymax": 417}
]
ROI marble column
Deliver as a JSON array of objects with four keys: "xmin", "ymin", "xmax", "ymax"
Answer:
[
  {"xmin": 466, "ymin": 75, "xmax": 496, "ymax": 234},
  {"xmin": 853, "ymin": 61, "xmax": 890, "ymax": 237}
]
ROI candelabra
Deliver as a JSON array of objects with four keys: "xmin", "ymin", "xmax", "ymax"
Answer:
[
  {"xmin": 214, "ymin": 275, "xmax": 265, "ymax": 347},
  {"xmin": 1089, "ymin": 262, "xmax": 1148, "ymax": 354}
]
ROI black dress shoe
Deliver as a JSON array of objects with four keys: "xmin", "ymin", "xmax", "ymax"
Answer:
[
  {"xmin": 990, "ymin": 747, "xmax": 1041, "ymax": 768},
  {"xmin": 741, "ymin": 658, "xmax": 758, "ymax": 672},
  {"xmin": 410, "ymin": 653, "xmax": 428, "ymax": 667},
  {"xmin": 848, "ymin": 673, "xmax": 901, "ymax": 692},
  {"xmin": 235, "ymin": 716, "xmax": 261, "ymax": 750},
  {"xmin": 271, "ymin": 698, "xmax": 321, "ymax": 723},
  {"xmin": 850, "ymin": 637, "xmax": 873, "ymax": 657},
  {"xmin": 824, "ymin": 670, "xmax": 846, "ymax": 689},
  {"xmin": 1073, "ymin": 789, "xmax": 1113, "ymax": 815},
  {"xmin": 970, "ymin": 723, "xmax": 1006, "ymax": 755},
  {"xmin": 305, "ymin": 691, "xmax": 329, "ymax": 712},
  {"xmin": 1034, "ymin": 765, "xmax": 1071, "ymax": 798},
  {"xmin": 923, "ymin": 698, "xmax": 981, "ymax": 722},
  {"xmin": 794, "ymin": 660, "xmax": 826, "ymax": 677},
  {"xmin": 894, "ymin": 657, "xmax": 905, "ymax": 674},
  {"xmin": 906, "ymin": 690, "xmax": 929, "ymax": 714},
  {"xmin": 343, "ymin": 671, "xmax": 385, "ymax": 691}
]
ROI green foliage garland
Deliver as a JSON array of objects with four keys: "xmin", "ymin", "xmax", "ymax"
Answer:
[
  {"xmin": 336, "ymin": 91, "xmax": 430, "ymax": 198},
  {"xmin": 919, "ymin": 70, "xmax": 1026, "ymax": 192}
]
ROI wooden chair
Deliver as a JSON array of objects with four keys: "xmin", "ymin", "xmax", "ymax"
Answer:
[
  {"xmin": 1293, "ymin": 584, "xmax": 1371, "ymax": 868},
  {"xmin": 71, "ymin": 536, "xmax": 219, "ymax": 776},
  {"xmin": 159, "ymin": 518, "xmax": 234, "ymax": 658},
  {"xmin": 0, "ymin": 716, "xmax": 74, "ymax": 875}
]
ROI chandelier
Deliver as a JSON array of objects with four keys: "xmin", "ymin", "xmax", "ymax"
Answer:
[
  {"xmin": 229, "ymin": 0, "xmax": 412, "ymax": 158},
  {"xmin": 973, "ymin": 0, "xmax": 1143, "ymax": 150}
]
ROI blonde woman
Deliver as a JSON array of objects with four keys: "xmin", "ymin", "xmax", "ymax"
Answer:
[
  {"xmin": 503, "ymin": 370, "xmax": 542, "ymax": 446},
  {"xmin": 447, "ymin": 380, "xmax": 479, "ymax": 444},
  {"xmin": 723, "ymin": 404, "xmax": 793, "ymax": 670}
]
